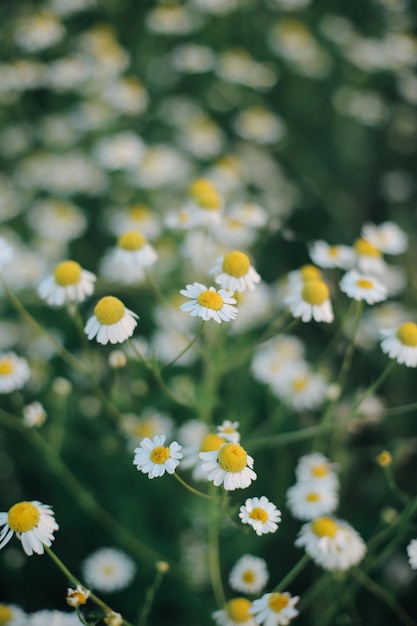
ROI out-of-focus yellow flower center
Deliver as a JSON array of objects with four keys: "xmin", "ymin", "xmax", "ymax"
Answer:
[
  {"xmin": 242, "ymin": 570, "xmax": 255, "ymax": 583},
  {"xmin": 249, "ymin": 507, "xmax": 268, "ymax": 523},
  {"xmin": 354, "ymin": 238, "xmax": 381, "ymax": 257},
  {"xmin": 396, "ymin": 322, "xmax": 417, "ymax": 347},
  {"xmin": 150, "ymin": 445, "xmax": 170, "ymax": 465},
  {"xmin": 311, "ymin": 463, "xmax": 329, "ymax": 478},
  {"xmin": 306, "ymin": 492, "xmax": 320, "ymax": 502},
  {"xmin": 268, "ymin": 592, "xmax": 290, "ymax": 613},
  {"xmin": 311, "ymin": 516, "xmax": 338, "ymax": 538},
  {"xmin": 302, "ymin": 280, "xmax": 329, "ymax": 305},
  {"xmin": 118, "ymin": 231, "xmax": 147, "ymax": 251},
  {"xmin": 190, "ymin": 178, "xmax": 222, "ymax": 210},
  {"xmin": 54, "ymin": 260, "xmax": 82, "ymax": 286},
  {"xmin": 135, "ymin": 420, "xmax": 156, "ymax": 438},
  {"xmin": 292, "ymin": 376, "xmax": 308, "ymax": 392},
  {"xmin": 222, "ymin": 251, "xmax": 251, "ymax": 278},
  {"xmin": 94, "ymin": 296, "xmax": 125, "ymax": 325},
  {"xmin": 328, "ymin": 246, "xmax": 340, "ymax": 258},
  {"xmin": 8, "ymin": 501, "xmax": 40, "ymax": 532},
  {"xmin": 129, "ymin": 205, "xmax": 150, "ymax": 221},
  {"xmin": 0, "ymin": 358, "xmax": 14, "ymax": 376},
  {"xmin": 300, "ymin": 265, "xmax": 322, "ymax": 282},
  {"xmin": 217, "ymin": 443, "xmax": 247, "ymax": 472},
  {"xmin": 103, "ymin": 564, "xmax": 115, "ymax": 575},
  {"xmin": 0, "ymin": 605, "xmax": 13, "ymax": 625},
  {"xmin": 226, "ymin": 598, "xmax": 252, "ymax": 622},
  {"xmin": 197, "ymin": 290, "xmax": 223, "ymax": 311},
  {"xmin": 356, "ymin": 279, "xmax": 374, "ymax": 290},
  {"xmin": 376, "ymin": 450, "xmax": 392, "ymax": 467},
  {"xmin": 200, "ymin": 433, "xmax": 226, "ymax": 452}
]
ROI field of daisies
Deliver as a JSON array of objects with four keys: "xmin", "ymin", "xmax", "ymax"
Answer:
[{"xmin": 1, "ymin": 0, "xmax": 417, "ymax": 625}]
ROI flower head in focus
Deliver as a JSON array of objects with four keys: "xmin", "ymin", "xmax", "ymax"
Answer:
[
  {"xmin": 85, "ymin": 296, "xmax": 138, "ymax": 344},
  {"xmin": 199, "ymin": 442, "xmax": 256, "ymax": 491},
  {"xmin": 133, "ymin": 434, "xmax": 183, "ymax": 478},
  {"xmin": 249, "ymin": 591, "xmax": 299, "ymax": 626},
  {"xmin": 210, "ymin": 250, "xmax": 261, "ymax": 293},
  {"xmin": 239, "ymin": 496, "xmax": 281, "ymax": 535},
  {"xmin": 380, "ymin": 322, "xmax": 417, "ymax": 367},
  {"xmin": 38, "ymin": 260, "xmax": 96, "ymax": 306},
  {"xmin": 180, "ymin": 283, "xmax": 238, "ymax": 324},
  {"xmin": 339, "ymin": 270, "xmax": 387, "ymax": 304},
  {"xmin": 0, "ymin": 500, "xmax": 58, "ymax": 556}
]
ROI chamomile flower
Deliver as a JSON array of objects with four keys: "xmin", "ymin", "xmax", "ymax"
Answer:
[
  {"xmin": 0, "ymin": 604, "xmax": 26, "ymax": 626},
  {"xmin": 353, "ymin": 238, "xmax": 387, "ymax": 275},
  {"xmin": 0, "ymin": 352, "xmax": 30, "ymax": 394},
  {"xmin": 406, "ymin": 538, "xmax": 417, "ymax": 569},
  {"xmin": 217, "ymin": 420, "xmax": 241, "ymax": 443},
  {"xmin": 239, "ymin": 496, "xmax": 281, "ymax": 535},
  {"xmin": 180, "ymin": 283, "xmax": 238, "ymax": 324},
  {"xmin": 339, "ymin": 270, "xmax": 388, "ymax": 305},
  {"xmin": 295, "ymin": 516, "xmax": 366, "ymax": 571},
  {"xmin": 200, "ymin": 443, "xmax": 256, "ymax": 491},
  {"xmin": 271, "ymin": 364, "xmax": 328, "ymax": 411},
  {"xmin": 120, "ymin": 409, "xmax": 174, "ymax": 449},
  {"xmin": 309, "ymin": 240, "xmax": 355, "ymax": 270},
  {"xmin": 179, "ymin": 422, "xmax": 226, "ymax": 481},
  {"xmin": 213, "ymin": 598, "xmax": 256, "ymax": 626},
  {"xmin": 100, "ymin": 231, "xmax": 158, "ymax": 284},
  {"xmin": 133, "ymin": 434, "xmax": 183, "ymax": 478},
  {"xmin": 361, "ymin": 221, "xmax": 408, "ymax": 255},
  {"xmin": 84, "ymin": 296, "xmax": 138, "ymax": 345},
  {"xmin": 187, "ymin": 177, "xmax": 224, "ymax": 226},
  {"xmin": 286, "ymin": 480, "xmax": 338, "ymax": 520},
  {"xmin": 0, "ymin": 500, "xmax": 58, "ymax": 556},
  {"xmin": 23, "ymin": 401, "xmax": 47, "ymax": 428},
  {"xmin": 66, "ymin": 585, "xmax": 90, "ymax": 607},
  {"xmin": 380, "ymin": 322, "xmax": 417, "ymax": 367},
  {"xmin": 295, "ymin": 453, "xmax": 339, "ymax": 489},
  {"xmin": 38, "ymin": 260, "xmax": 96, "ymax": 306},
  {"xmin": 285, "ymin": 279, "xmax": 334, "ymax": 323},
  {"xmin": 249, "ymin": 591, "xmax": 299, "ymax": 626},
  {"xmin": 82, "ymin": 547, "xmax": 136, "ymax": 592},
  {"xmin": 210, "ymin": 251, "xmax": 261, "ymax": 293},
  {"xmin": 229, "ymin": 555, "xmax": 269, "ymax": 595}
]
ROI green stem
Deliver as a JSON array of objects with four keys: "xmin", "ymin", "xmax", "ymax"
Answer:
[
  {"xmin": 350, "ymin": 361, "xmax": 396, "ymax": 414},
  {"xmin": 162, "ymin": 321, "xmax": 204, "ymax": 370},
  {"xmin": 248, "ymin": 421, "xmax": 336, "ymax": 451},
  {"xmin": 137, "ymin": 566, "xmax": 167, "ymax": 626},
  {"xmin": 208, "ymin": 488, "xmax": 226, "ymax": 609},
  {"xmin": 337, "ymin": 299, "xmax": 363, "ymax": 389},
  {"xmin": 274, "ymin": 554, "xmax": 310, "ymax": 592},
  {"xmin": 383, "ymin": 464, "xmax": 410, "ymax": 506},
  {"xmin": 173, "ymin": 472, "xmax": 216, "ymax": 500}
]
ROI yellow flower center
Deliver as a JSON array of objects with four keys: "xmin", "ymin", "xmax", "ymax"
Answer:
[
  {"xmin": 311, "ymin": 463, "xmax": 329, "ymax": 478},
  {"xmin": 376, "ymin": 450, "xmax": 392, "ymax": 467},
  {"xmin": 135, "ymin": 421, "xmax": 156, "ymax": 438},
  {"xmin": 200, "ymin": 433, "xmax": 226, "ymax": 452},
  {"xmin": 217, "ymin": 443, "xmax": 247, "ymax": 473},
  {"xmin": 8, "ymin": 501, "xmax": 40, "ymax": 533},
  {"xmin": 222, "ymin": 251, "xmax": 251, "ymax": 278},
  {"xmin": 328, "ymin": 246, "xmax": 340, "ymax": 258},
  {"xmin": 396, "ymin": 322, "xmax": 417, "ymax": 347},
  {"xmin": 150, "ymin": 445, "xmax": 170, "ymax": 465},
  {"xmin": 118, "ymin": 231, "xmax": 147, "ymax": 251},
  {"xmin": 0, "ymin": 605, "xmax": 12, "ymax": 625},
  {"xmin": 354, "ymin": 238, "xmax": 381, "ymax": 257},
  {"xmin": 54, "ymin": 260, "xmax": 82, "ymax": 287},
  {"xmin": 306, "ymin": 492, "xmax": 320, "ymax": 502},
  {"xmin": 129, "ymin": 205, "xmax": 150, "ymax": 221},
  {"xmin": 226, "ymin": 598, "xmax": 252, "ymax": 623},
  {"xmin": 268, "ymin": 593, "xmax": 289, "ymax": 613},
  {"xmin": 311, "ymin": 516, "xmax": 338, "ymax": 538},
  {"xmin": 0, "ymin": 359, "xmax": 14, "ymax": 376},
  {"xmin": 190, "ymin": 178, "xmax": 222, "ymax": 210},
  {"xmin": 103, "ymin": 564, "xmax": 115, "ymax": 575},
  {"xmin": 94, "ymin": 296, "xmax": 125, "ymax": 325},
  {"xmin": 300, "ymin": 265, "xmax": 322, "ymax": 282},
  {"xmin": 242, "ymin": 570, "xmax": 255, "ymax": 583},
  {"xmin": 249, "ymin": 507, "xmax": 268, "ymax": 523},
  {"xmin": 301, "ymin": 280, "xmax": 330, "ymax": 305},
  {"xmin": 197, "ymin": 290, "xmax": 223, "ymax": 311},
  {"xmin": 292, "ymin": 376, "xmax": 308, "ymax": 392},
  {"xmin": 356, "ymin": 279, "xmax": 374, "ymax": 290}
]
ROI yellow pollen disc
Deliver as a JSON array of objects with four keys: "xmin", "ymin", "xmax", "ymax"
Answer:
[
  {"xmin": 226, "ymin": 598, "xmax": 252, "ymax": 623},
  {"xmin": 354, "ymin": 238, "xmax": 381, "ymax": 257},
  {"xmin": 311, "ymin": 516, "xmax": 338, "ymax": 538},
  {"xmin": 306, "ymin": 492, "xmax": 320, "ymax": 502},
  {"xmin": 129, "ymin": 205, "xmax": 150, "ymax": 220},
  {"xmin": 197, "ymin": 290, "xmax": 223, "ymax": 311},
  {"xmin": 218, "ymin": 443, "xmax": 247, "ymax": 473},
  {"xmin": 8, "ymin": 501, "xmax": 40, "ymax": 533},
  {"xmin": 102, "ymin": 565, "xmax": 115, "ymax": 575},
  {"xmin": 118, "ymin": 231, "xmax": 147, "ymax": 251},
  {"xmin": 268, "ymin": 593, "xmax": 289, "ymax": 613},
  {"xmin": 396, "ymin": 322, "xmax": 417, "ymax": 347},
  {"xmin": 150, "ymin": 445, "xmax": 170, "ymax": 465},
  {"xmin": 222, "ymin": 251, "xmax": 251, "ymax": 278},
  {"xmin": 0, "ymin": 605, "xmax": 12, "ymax": 625},
  {"xmin": 356, "ymin": 279, "xmax": 374, "ymax": 290},
  {"xmin": 328, "ymin": 246, "xmax": 339, "ymax": 258},
  {"xmin": 249, "ymin": 507, "xmax": 268, "ymax": 523},
  {"xmin": 301, "ymin": 280, "xmax": 330, "ymax": 305},
  {"xmin": 300, "ymin": 265, "xmax": 322, "ymax": 282},
  {"xmin": 135, "ymin": 421, "xmax": 156, "ymax": 438},
  {"xmin": 0, "ymin": 359, "xmax": 13, "ymax": 376},
  {"xmin": 292, "ymin": 376, "xmax": 308, "ymax": 392},
  {"xmin": 190, "ymin": 178, "xmax": 221, "ymax": 210},
  {"xmin": 200, "ymin": 433, "xmax": 226, "ymax": 452},
  {"xmin": 243, "ymin": 570, "xmax": 255, "ymax": 583},
  {"xmin": 94, "ymin": 296, "xmax": 125, "ymax": 325},
  {"xmin": 312, "ymin": 463, "xmax": 329, "ymax": 478},
  {"xmin": 54, "ymin": 260, "xmax": 82, "ymax": 287}
]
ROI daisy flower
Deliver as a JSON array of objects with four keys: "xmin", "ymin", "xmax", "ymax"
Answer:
[
  {"xmin": 213, "ymin": 598, "xmax": 256, "ymax": 626},
  {"xmin": 0, "ymin": 500, "xmax": 59, "ymax": 556},
  {"xmin": 295, "ymin": 453, "xmax": 339, "ymax": 489},
  {"xmin": 84, "ymin": 296, "xmax": 139, "ymax": 345},
  {"xmin": 295, "ymin": 516, "xmax": 366, "ymax": 571},
  {"xmin": 285, "ymin": 279, "xmax": 334, "ymax": 323},
  {"xmin": 133, "ymin": 434, "xmax": 183, "ymax": 478},
  {"xmin": 217, "ymin": 420, "xmax": 241, "ymax": 443},
  {"xmin": 199, "ymin": 442, "xmax": 256, "ymax": 491},
  {"xmin": 210, "ymin": 250, "xmax": 261, "ymax": 293},
  {"xmin": 180, "ymin": 283, "xmax": 238, "ymax": 324},
  {"xmin": 120, "ymin": 409, "xmax": 174, "ymax": 449},
  {"xmin": 339, "ymin": 270, "xmax": 387, "ymax": 305},
  {"xmin": 309, "ymin": 240, "xmax": 355, "ymax": 269},
  {"xmin": 66, "ymin": 585, "xmax": 90, "ymax": 607},
  {"xmin": 406, "ymin": 538, "xmax": 417, "ymax": 569},
  {"xmin": 23, "ymin": 401, "xmax": 47, "ymax": 428},
  {"xmin": 82, "ymin": 547, "xmax": 136, "ymax": 592},
  {"xmin": 249, "ymin": 591, "xmax": 300, "ymax": 626},
  {"xmin": 287, "ymin": 264, "xmax": 323, "ymax": 287},
  {"xmin": 229, "ymin": 554, "xmax": 269, "ymax": 595},
  {"xmin": 271, "ymin": 364, "xmax": 328, "ymax": 412},
  {"xmin": 38, "ymin": 260, "xmax": 96, "ymax": 306},
  {"xmin": 380, "ymin": 322, "xmax": 417, "ymax": 367},
  {"xmin": 286, "ymin": 480, "xmax": 338, "ymax": 521},
  {"xmin": 100, "ymin": 231, "xmax": 158, "ymax": 285},
  {"xmin": 361, "ymin": 221, "xmax": 408, "ymax": 255},
  {"xmin": 0, "ymin": 352, "xmax": 30, "ymax": 394},
  {"xmin": 352, "ymin": 238, "xmax": 387, "ymax": 275},
  {"xmin": 239, "ymin": 496, "xmax": 281, "ymax": 535},
  {"xmin": 188, "ymin": 177, "xmax": 223, "ymax": 226},
  {"xmin": 0, "ymin": 604, "xmax": 26, "ymax": 626}
]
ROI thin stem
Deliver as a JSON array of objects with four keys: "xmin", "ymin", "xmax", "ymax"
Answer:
[
  {"xmin": 383, "ymin": 464, "xmax": 410, "ymax": 506},
  {"xmin": 162, "ymin": 321, "xmax": 204, "ymax": 370},
  {"xmin": 337, "ymin": 299, "xmax": 363, "ymax": 389},
  {"xmin": 208, "ymin": 488, "xmax": 226, "ymax": 609},
  {"xmin": 274, "ymin": 554, "xmax": 310, "ymax": 592},
  {"xmin": 137, "ymin": 566, "xmax": 167, "ymax": 626},
  {"xmin": 173, "ymin": 472, "xmax": 216, "ymax": 500},
  {"xmin": 350, "ymin": 361, "xmax": 396, "ymax": 414},
  {"xmin": 248, "ymin": 421, "xmax": 336, "ymax": 451}
]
